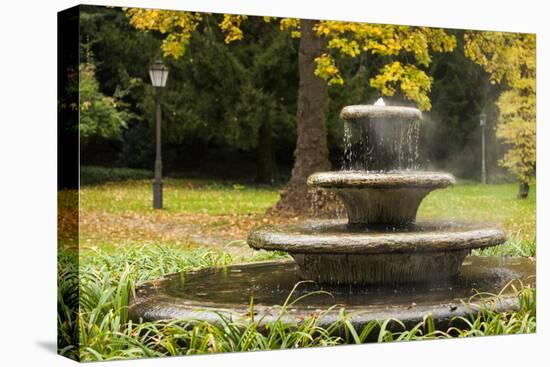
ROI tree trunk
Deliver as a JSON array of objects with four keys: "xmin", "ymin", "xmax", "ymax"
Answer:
[
  {"xmin": 256, "ymin": 119, "xmax": 279, "ymax": 184},
  {"xmin": 517, "ymin": 180, "xmax": 530, "ymax": 199},
  {"xmin": 273, "ymin": 19, "xmax": 331, "ymax": 214}
]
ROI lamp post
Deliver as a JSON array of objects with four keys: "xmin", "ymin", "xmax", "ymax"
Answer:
[
  {"xmin": 149, "ymin": 58, "xmax": 169, "ymax": 209},
  {"xmin": 480, "ymin": 112, "xmax": 487, "ymax": 185}
]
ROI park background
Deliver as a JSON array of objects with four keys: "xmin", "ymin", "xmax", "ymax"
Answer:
[
  {"xmin": 55, "ymin": 2, "xmax": 538, "ymax": 361},
  {"xmin": 76, "ymin": 6, "xmax": 530, "ymax": 192},
  {"xmin": 66, "ymin": 4, "xmax": 535, "ymax": 265},
  {"xmin": 1, "ymin": 1, "xmax": 548, "ymax": 367}
]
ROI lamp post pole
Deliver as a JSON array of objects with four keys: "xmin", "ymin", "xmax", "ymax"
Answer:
[
  {"xmin": 153, "ymin": 87, "xmax": 163, "ymax": 209},
  {"xmin": 149, "ymin": 58, "xmax": 168, "ymax": 209},
  {"xmin": 480, "ymin": 112, "xmax": 487, "ymax": 185}
]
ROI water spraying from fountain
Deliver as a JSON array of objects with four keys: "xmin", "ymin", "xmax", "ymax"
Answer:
[
  {"xmin": 374, "ymin": 97, "xmax": 385, "ymax": 106},
  {"xmin": 341, "ymin": 102, "xmax": 421, "ymax": 172}
]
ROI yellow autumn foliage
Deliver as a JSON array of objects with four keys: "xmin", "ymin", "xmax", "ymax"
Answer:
[
  {"xmin": 465, "ymin": 32, "xmax": 536, "ymax": 184},
  {"xmin": 314, "ymin": 53, "xmax": 344, "ymax": 85},
  {"xmin": 313, "ymin": 23, "xmax": 455, "ymax": 110},
  {"xmin": 124, "ymin": 9, "xmax": 456, "ymax": 110},
  {"xmin": 219, "ymin": 14, "xmax": 248, "ymax": 44},
  {"xmin": 125, "ymin": 8, "xmax": 203, "ymax": 59}
]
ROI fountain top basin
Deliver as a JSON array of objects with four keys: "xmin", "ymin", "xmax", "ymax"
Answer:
[
  {"xmin": 340, "ymin": 104, "xmax": 422, "ymax": 120},
  {"xmin": 308, "ymin": 171, "xmax": 455, "ymax": 190}
]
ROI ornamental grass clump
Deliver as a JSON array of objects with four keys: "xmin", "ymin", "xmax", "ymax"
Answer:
[{"xmin": 58, "ymin": 245, "xmax": 536, "ymax": 361}]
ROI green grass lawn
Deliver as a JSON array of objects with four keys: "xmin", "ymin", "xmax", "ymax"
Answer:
[
  {"xmin": 78, "ymin": 178, "xmax": 536, "ymax": 251},
  {"xmin": 81, "ymin": 178, "xmax": 280, "ymax": 215},
  {"xmin": 418, "ymin": 181, "xmax": 536, "ymax": 242},
  {"xmin": 80, "ymin": 179, "xmax": 536, "ymax": 225}
]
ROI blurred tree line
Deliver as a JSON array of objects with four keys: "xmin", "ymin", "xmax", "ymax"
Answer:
[{"xmin": 78, "ymin": 5, "xmax": 512, "ymax": 186}]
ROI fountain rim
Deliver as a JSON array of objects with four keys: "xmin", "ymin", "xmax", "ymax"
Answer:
[
  {"xmin": 248, "ymin": 220, "xmax": 506, "ymax": 254},
  {"xmin": 128, "ymin": 257, "xmax": 534, "ymax": 326},
  {"xmin": 340, "ymin": 105, "xmax": 422, "ymax": 120},
  {"xmin": 307, "ymin": 171, "xmax": 456, "ymax": 189}
]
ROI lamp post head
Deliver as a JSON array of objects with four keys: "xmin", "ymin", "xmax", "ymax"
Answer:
[
  {"xmin": 480, "ymin": 112, "xmax": 487, "ymax": 127},
  {"xmin": 149, "ymin": 58, "xmax": 169, "ymax": 88}
]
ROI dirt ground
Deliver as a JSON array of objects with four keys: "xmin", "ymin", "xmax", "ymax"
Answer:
[{"xmin": 77, "ymin": 209, "xmax": 303, "ymax": 259}]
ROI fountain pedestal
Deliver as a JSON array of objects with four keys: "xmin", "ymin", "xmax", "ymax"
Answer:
[{"xmin": 307, "ymin": 171, "xmax": 454, "ymax": 227}]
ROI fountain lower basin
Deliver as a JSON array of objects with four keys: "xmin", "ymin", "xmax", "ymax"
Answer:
[
  {"xmin": 128, "ymin": 256, "xmax": 535, "ymax": 331},
  {"xmin": 248, "ymin": 220, "xmax": 506, "ymax": 285}
]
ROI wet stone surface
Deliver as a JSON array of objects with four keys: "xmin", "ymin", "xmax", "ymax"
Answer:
[
  {"xmin": 291, "ymin": 250, "xmax": 471, "ymax": 285},
  {"xmin": 248, "ymin": 220, "xmax": 506, "ymax": 285},
  {"xmin": 307, "ymin": 171, "xmax": 456, "ymax": 189},
  {"xmin": 340, "ymin": 105, "xmax": 422, "ymax": 171},
  {"xmin": 340, "ymin": 105, "xmax": 422, "ymax": 120},
  {"xmin": 129, "ymin": 257, "xmax": 535, "ymax": 329},
  {"xmin": 307, "ymin": 172, "xmax": 455, "ymax": 226},
  {"xmin": 248, "ymin": 220, "xmax": 506, "ymax": 255}
]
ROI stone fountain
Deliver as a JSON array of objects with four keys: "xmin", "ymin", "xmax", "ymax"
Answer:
[
  {"xmin": 249, "ymin": 101, "xmax": 505, "ymax": 285},
  {"xmin": 129, "ymin": 100, "xmax": 535, "ymax": 331}
]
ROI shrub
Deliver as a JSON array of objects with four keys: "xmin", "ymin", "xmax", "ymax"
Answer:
[{"xmin": 80, "ymin": 166, "xmax": 153, "ymax": 185}]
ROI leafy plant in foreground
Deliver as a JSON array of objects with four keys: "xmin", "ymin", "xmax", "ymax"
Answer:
[{"xmin": 58, "ymin": 245, "xmax": 536, "ymax": 361}]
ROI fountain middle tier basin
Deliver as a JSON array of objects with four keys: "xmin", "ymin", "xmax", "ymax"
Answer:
[
  {"xmin": 307, "ymin": 171, "xmax": 455, "ymax": 226},
  {"xmin": 248, "ymin": 220, "xmax": 506, "ymax": 285}
]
